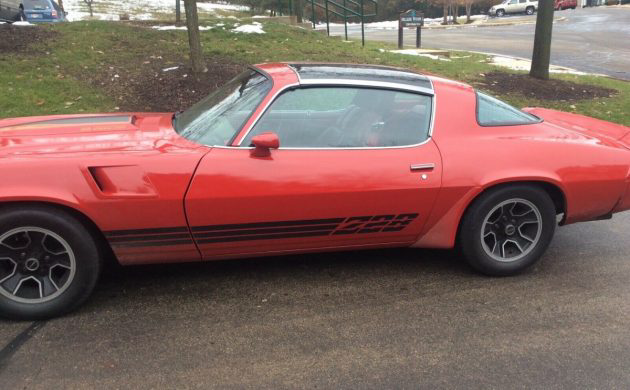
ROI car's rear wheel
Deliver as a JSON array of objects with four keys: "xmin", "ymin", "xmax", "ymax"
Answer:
[
  {"xmin": 526, "ymin": 6, "xmax": 535, "ymax": 15},
  {"xmin": 0, "ymin": 206, "xmax": 101, "ymax": 320},
  {"xmin": 459, "ymin": 185, "xmax": 556, "ymax": 276},
  {"xmin": 496, "ymin": 9, "xmax": 505, "ymax": 16}
]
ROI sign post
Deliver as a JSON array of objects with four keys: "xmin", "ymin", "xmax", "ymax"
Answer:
[{"xmin": 398, "ymin": 10, "xmax": 424, "ymax": 49}]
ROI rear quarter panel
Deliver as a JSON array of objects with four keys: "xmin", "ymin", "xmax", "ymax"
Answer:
[{"xmin": 415, "ymin": 77, "xmax": 629, "ymax": 248}]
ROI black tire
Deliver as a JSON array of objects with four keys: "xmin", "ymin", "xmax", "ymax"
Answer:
[
  {"xmin": 459, "ymin": 185, "xmax": 556, "ymax": 276},
  {"xmin": 526, "ymin": 6, "xmax": 535, "ymax": 15},
  {"xmin": 0, "ymin": 205, "xmax": 102, "ymax": 320},
  {"xmin": 496, "ymin": 9, "xmax": 505, "ymax": 16}
]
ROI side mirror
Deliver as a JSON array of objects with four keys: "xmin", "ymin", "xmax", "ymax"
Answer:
[{"xmin": 250, "ymin": 132, "xmax": 279, "ymax": 157}]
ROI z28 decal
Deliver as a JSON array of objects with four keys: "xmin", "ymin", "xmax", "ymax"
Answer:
[{"xmin": 105, "ymin": 214, "xmax": 419, "ymax": 247}]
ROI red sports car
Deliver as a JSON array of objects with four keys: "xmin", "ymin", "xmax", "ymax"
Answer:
[{"xmin": 1, "ymin": 63, "xmax": 629, "ymax": 319}]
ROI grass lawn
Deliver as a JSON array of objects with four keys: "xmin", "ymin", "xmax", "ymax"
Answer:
[{"xmin": 1, "ymin": 19, "xmax": 628, "ymax": 126}]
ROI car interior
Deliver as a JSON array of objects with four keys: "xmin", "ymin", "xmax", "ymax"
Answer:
[{"xmin": 242, "ymin": 87, "xmax": 432, "ymax": 148}]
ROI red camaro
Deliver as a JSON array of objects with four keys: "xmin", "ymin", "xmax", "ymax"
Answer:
[{"xmin": 1, "ymin": 63, "xmax": 630, "ymax": 319}]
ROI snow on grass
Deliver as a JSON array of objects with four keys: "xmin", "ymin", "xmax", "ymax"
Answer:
[
  {"xmin": 152, "ymin": 25, "xmax": 215, "ymax": 31},
  {"xmin": 11, "ymin": 21, "xmax": 36, "ymax": 26},
  {"xmin": 387, "ymin": 49, "xmax": 452, "ymax": 61},
  {"xmin": 489, "ymin": 55, "xmax": 590, "ymax": 75},
  {"xmin": 62, "ymin": 0, "xmax": 248, "ymax": 22},
  {"xmin": 231, "ymin": 22, "xmax": 265, "ymax": 34},
  {"xmin": 313, "ymin": 14, "xmax": 488, "ymax": 30}
]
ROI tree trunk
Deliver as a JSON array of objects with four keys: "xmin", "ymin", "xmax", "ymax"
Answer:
[
  {"xmin": 295, "ymin": 0, "xmax": 303, "ymax": 23},
  {"xmin": 176, "ymin": 0, "xmax": 181, "ymax": 23},
  {"xmin": 57, "ymin": 0, "xmax": 64, "ymax": 12},
  {"xmin": 442, "ymin": 3, "xmax": 448, "ymax": 25},
  {"xmin": 84, "ymin": 0, "xmax": 93, "ymax": 17},
  {"xmin": 466, "ymin": 3, "xmax": 471, "ymax": 23},
  {"xmin": 530, "ymin": 0, "xmax": 555, "ymax": 80},
  {"xmin": 183, "ymin": 0, "xmax": 206, "ymax": 75}
]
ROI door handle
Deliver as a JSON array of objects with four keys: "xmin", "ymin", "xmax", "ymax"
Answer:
[{"xmin": 410, "ymin": 163, "xmax": 435, "ymax": 172}]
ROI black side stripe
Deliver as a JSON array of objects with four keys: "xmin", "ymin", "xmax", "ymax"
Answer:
[
  {"xmin": 105, "ymin": 214, "xmax": 419, "ymax": 248},
  {"xmin": 196, "ymin": 231, "xmax": 332, "ymax": 244},
  {"xmin": 193, "ymin": 224, "xmax": 340, "ymax": 239},
  {"xmin": 191, "ymin": 218, "xmax": 345, "ymax": 232},
  {"xmin": 108, "ymin": 233, "xmax": 191, "ymax": 243},
  {"xmin": 111, "ymin": 239, "xmax": 194, "ymax": 248},
  {"xmin": 104, "ymin": 226, "xmax": 193, "ymax": 248},
  {"xmin": 104, "ymin": 226, "xmax": 189, "ymax": 237}
]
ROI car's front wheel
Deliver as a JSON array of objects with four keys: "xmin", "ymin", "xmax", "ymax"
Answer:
[
  {"xmin": 459, "ymin": 185, "xmax": 556, "ymax": 276},
  {"xmin": 526, "ymin": 6, "xmax": 535, "ymax": 15},
  {"xmin": 0, "ymin": 206, "xmax": 102, "ymax": 320},
  {"xmin": 496, "ymin": 9, "xmax": 505, "ymax": 16}
]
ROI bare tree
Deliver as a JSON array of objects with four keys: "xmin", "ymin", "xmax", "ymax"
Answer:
[
  {"xmin": 57, "ymin": 0, "xmax": 65, "ymax": 12},
  {"xmin": 183, "ymin": 0, "xmax": 207, "ymax": 74},
  {"xmin": 83, "ymin": 0, "xmax": 94, "ymax": 17},
  {"xmin": 295, "ymin": 0, "xmax": 304, "ymax": 23},
  {"xmin": 464, "ymin": 0, "xmax": 478, "ymax": 23},
  {"xmin": 450, "ymin": 0, "xmax": 459, "ymax": 24},
  {"xmin": 530, "ymin": 0, "xmax": 555, "ymax": 79}
]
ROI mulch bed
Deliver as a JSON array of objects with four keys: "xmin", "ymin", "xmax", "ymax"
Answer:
[
  {"xmin": 0, "ymin": 24, "xmax": 58, "ymax": 54},
  {"xmin": 91, "ymin": 58, "xmax": 245, "ymax": 112},
  {"xmin": 475, "ymin": 72, "xmax": 617, "ymax": 101}
]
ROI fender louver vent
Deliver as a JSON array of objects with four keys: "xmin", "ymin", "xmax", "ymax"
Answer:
[{"xmin": 86, "ymin": 166, "xmax": 157, "ymax": 197}]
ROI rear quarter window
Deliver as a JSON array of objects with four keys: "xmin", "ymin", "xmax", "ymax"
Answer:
[{"xmin": 476, "ymin": 91, "xmax": 541, "ymax": 126}]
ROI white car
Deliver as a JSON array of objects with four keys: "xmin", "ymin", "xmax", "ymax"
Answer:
[{"xmin": 490, "ymin": 0, "xmax": 538, "ymax": 16}]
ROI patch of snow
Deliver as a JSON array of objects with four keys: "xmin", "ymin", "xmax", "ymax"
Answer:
[
  {"xmin": 162, "ymin": 66, "xmax": 179, "ymax": 72},
  {"xmin": 314, "ymin": 14, "xmax": 489, "ymax": 30},
  {"xmin": 232, "ymin": 22, "xmax": 264, "ymax": 34},
  {"xmin": 62, "ymin": 0, "xmax": 248, "ymax": 22},
  {"xmin": 152, "ymin": 25, "xmax": 214, "ymax": 31},
  {"xmin": 12, "ymin": 21, "xmax": 36, "ymax": 26},
  {"xmin": 388, "ymin": 49, "xmax": 452, "ymax": 61},
  {"xmin": 489, "ymin": 55, "xmax": 588, "ymax": 75}
]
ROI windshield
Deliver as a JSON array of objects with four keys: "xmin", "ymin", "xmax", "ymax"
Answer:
[{"xmin": 174, "ymin": 69, "xmax": 272, "ymax": 146}]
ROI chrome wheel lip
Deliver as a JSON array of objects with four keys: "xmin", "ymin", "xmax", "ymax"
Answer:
[
  {"xmin": 0, "ymin": 227, "xmax": 76, "ymax": 304},
  {"xmin": 480, "ymin": 198, "xmax": 543, "ymax": 263}
]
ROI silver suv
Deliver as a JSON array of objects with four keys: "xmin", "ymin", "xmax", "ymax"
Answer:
[{"xmin": 490, "ymin": 0, "xmax": 538, "ymax": 16}]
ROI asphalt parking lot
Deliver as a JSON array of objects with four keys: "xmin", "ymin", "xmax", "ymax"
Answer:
[
  {"xmin": 1, "ymin": 209, "xmax": 629, "ymax": 388},
  {"xmin": 327, "ymin": 7, "xmax": 630, "ymax": 80}
]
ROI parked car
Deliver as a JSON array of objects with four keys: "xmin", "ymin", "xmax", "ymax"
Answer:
[
  {"xmin": 490, "ymin": 0, "xmax": 538, "ymax": 16},
  {"xmin": 0, "ymin": 0, "xmax": 65, "ymax": 22},
  {"xmin": 1, "ymin": 63, "xmax": 630, "ymax": 320},
  {"xmin": 555, "ymin": 0, "xmax": 577, "ymax": 9}
]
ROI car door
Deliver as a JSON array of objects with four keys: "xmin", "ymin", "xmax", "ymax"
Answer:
[
  {"xmin": 185, "ymin": 85, "xmax": 443, "ymax": 259},
  {"xmin": 506, "ymin": 0, "xmax": 518, "ymax": 12},
  {"xmin": 517, "ymin": 0, "xmax": 527, "ymax": 12}
]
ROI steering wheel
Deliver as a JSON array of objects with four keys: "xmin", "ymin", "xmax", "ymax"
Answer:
[{"xmin": 315, "ymin": 126, "xmax": 346, "ymax": 147}]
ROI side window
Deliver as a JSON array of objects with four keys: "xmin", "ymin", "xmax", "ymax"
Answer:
[
  {"xmin": 476, "ymin": 92, "xmax": 541, "ymax": 126},
  {"xmin": 509, "ymin": 0, "xmax": 517, "ymax": 4},
  {"xmin": 242, "ymin": 87, "xmax": 432, "ymax": 148},
  {"xmin": 519, "ymin": 0, "xmax": 526, "ymax": 3}
]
